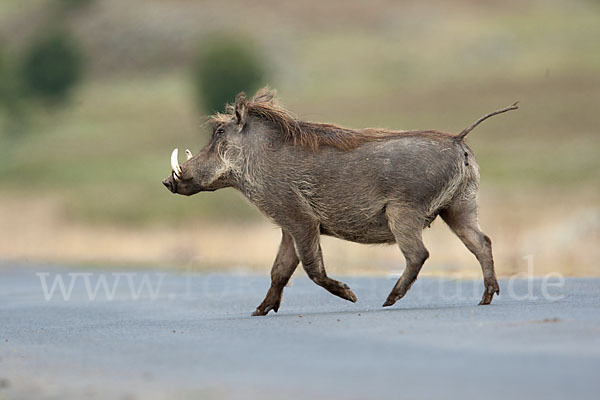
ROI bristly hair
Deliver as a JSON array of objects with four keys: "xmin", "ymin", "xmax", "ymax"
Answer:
[{"xmin": 209, "ymin": 86, "xmax": 452, "ymax": 151}]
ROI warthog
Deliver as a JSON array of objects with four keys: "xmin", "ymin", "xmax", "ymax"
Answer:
[{"xmin": 162, "ymin": 88, "xmax": 517, "ymax": 316}]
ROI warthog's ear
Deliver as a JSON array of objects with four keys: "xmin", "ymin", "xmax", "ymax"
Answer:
[{"xmin": 235, "ymin": 92, "xmax": 248, "ymax": 129}]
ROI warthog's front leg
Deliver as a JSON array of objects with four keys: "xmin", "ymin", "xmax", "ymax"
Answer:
[
  {"xmin": 292, "ymin": 222, "xmax": 357, "ymax": 303},
  {"xmin": 252, "ymin": 229, "xmax": 299, "ymax": 316}
]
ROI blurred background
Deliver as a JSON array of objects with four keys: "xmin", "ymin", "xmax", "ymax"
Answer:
[{"xmin": 0, "ymin": 0, "xmax": 598, "ymax": 277}]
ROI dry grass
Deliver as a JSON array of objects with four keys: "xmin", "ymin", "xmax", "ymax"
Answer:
[{"xmin": 2, "ymin": 189, "xmax": 597, "ymax": 277}]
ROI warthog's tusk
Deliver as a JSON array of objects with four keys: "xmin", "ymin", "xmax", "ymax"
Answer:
[
  {"xmin": 185, "ymin": 149, "xmax": 193, "ymax": 160},
  {"xmin": 171, "ymin": 148, "xmax": 182, "ymax": 179}
]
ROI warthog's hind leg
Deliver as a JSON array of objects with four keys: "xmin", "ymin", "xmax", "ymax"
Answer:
[
  {"xmin": 440, "ymin": 196, "xmax": 499, "ymax": 305},
  {"xmin": 252, "ymin": 229, "xmax": 299, "ymax": 316},
  {"xmin": 383, "ymin": 206, "xmax": 430, "ymax": 307}
]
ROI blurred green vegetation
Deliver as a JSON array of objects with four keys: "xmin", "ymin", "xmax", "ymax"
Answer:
[
  {"xmin": 193, "ymin": 37, "xmax": 266, "ymax": 112},
  {"xmin": 0, "ymin": 0, "xmax": 87, "ymax": 135},
  {"xmin": 21, "ymin": 30, "xmax": 83, "ymax": 103},
  {"xmin": 0, "ymin": 0, "xmax": 598, "ymax": 227},
  {"xmin": 0, "ymin": 46, "xmax": 26, "ymax": 133}
]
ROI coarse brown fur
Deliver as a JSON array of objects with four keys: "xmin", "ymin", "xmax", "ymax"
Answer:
[{"xmin": 210, "ymin": 87, "xmax": 453, "ymax": 151}]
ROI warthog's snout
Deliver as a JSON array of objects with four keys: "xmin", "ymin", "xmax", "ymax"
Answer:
[
  {"xmin": 162, "ymin": 176, "xmax": 176, "ymax": 193},
  {"xmin": 162, "ymin": 148, "xmax": 188, "ymax": 194}
]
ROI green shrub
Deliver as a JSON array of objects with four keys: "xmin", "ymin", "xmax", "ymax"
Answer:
[
  {"xmin": 0, "ymin": 48, "xmax": 17, "ymax": 105},
  {"xmin": 192, "ymin": 37, "xmax": 266, "ymax": 113},
  {"xmin": 0, "ymin": 49, "xmax": 11, "ymax": 106},
  {"xmin": 0, "ymin": 48, "xmax": 27, "ymax": 134},
  {"xmin": 21, "ymin": 31, "xmax": 83, "ymax": 103}
]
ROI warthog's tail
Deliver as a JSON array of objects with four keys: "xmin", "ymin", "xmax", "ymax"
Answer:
[{"xmin": 455, "ymin": 101, "xmax": 519, "ymax": 142}]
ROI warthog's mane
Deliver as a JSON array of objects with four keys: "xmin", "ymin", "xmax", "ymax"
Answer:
[{"xmin": 209, "ymin": 87, "xmax": 453, "ymax": 151}]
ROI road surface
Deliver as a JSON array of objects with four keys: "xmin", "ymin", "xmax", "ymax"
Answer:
[{"xmin": 1, "ymin": 262, "xmax": 599, "ymax": 399}]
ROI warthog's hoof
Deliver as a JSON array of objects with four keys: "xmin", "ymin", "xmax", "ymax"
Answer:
[
  {"xmin": 382, "ymin": 281, "xmax": 413, "ymax": 307},
  {"xmin": 331, "ymin": 281, "xmax": 357, "ymax": 303},
  {"xmin": 322, "ymin": 279, "xmax": 357, "ymax": 303},
  {"xmin": 251, "ymin": 304, "xmax": 278, "ymax": 316},
  {"xmin": 251, "ymin": 295, "xmax": 281, "ymax": 316},
  {"xmin": 382, "ymin": 291, "xmax": 405, "ymax": 307},
  {"xmin": 342, "ymin": 288, "xmax": 358, "ymax": 303},
  {"xmin": 382, "ymin": 296, "xmax": 397, "ymax": 307},
  {"xmin": 479, "ymin": 280, "xmax": 500, "ymax": 305},
  {"xmin": 251, "ymin": 308, "xmax": 269, "ymax": 316}
]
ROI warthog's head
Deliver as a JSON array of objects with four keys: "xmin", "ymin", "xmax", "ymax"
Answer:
[{"xmin": 162, "ymin": 95, "xmax": 249, "ymax": 196}]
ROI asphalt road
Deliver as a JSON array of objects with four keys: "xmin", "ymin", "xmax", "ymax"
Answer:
[{"xmin": 1, "ymin": 262, "xmax": 599, "ymax": 400}]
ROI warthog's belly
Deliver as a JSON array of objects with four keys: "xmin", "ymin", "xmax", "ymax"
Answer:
[{"xmin": 319, "ymin": 210, "xmax": 396, "ymax": 245}]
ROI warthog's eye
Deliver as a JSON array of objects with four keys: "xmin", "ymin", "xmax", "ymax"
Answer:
[{"xmin": 215, "ymin": 126, "xmax": 225, "ymax": 135}]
